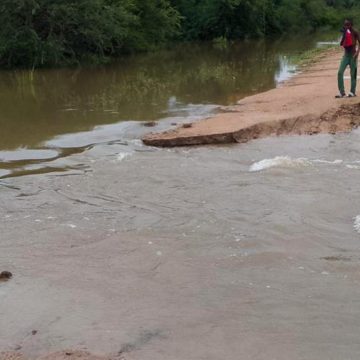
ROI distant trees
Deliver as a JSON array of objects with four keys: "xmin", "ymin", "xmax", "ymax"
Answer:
[
  {"xmin": 0, "ymin": 0, "xmax": 359, "ymax": 68},
  {"xmin": 171, "ymin": 0, "xmax": 360, "ymax": 40},
  {"xmin": 0, "ymin": 0, "xmax": 181, "ymax": 68}
]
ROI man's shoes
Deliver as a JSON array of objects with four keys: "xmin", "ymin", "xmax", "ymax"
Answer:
[
  {"xmin": 335, "ymin": 93, "xmax": 346, "ymax": 98},
  {"xmin": 348, "ymin": 92, "xmax": 357, "ymax": 97}
]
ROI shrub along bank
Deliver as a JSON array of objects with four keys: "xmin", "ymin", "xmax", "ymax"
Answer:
[{"xmin": 0, "ymin": 0, "xmax": 359, "ymax": 68}]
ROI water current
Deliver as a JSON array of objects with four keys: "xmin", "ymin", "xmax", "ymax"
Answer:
[{"xmin": 3, "ymin": 33, "xmax": 360, "ymax": 359}]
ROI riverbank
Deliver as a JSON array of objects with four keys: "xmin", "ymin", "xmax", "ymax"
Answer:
[{"xmin": 143, "ymin": 47, "xmax": 360, "ymax": 147}]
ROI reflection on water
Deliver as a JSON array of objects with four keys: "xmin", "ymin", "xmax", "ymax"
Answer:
[{"xmin": 0, "ymin": 33, "xmax": 337, "ymax": 177}]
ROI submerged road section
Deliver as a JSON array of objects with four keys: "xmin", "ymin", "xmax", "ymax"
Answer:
[
  {"xmin": 143, "ymin": 48, "xmax": 360, "ymax": 146},
  {"xmin": 3, "ymin": 46, "xmax": 360, "ymax": 360}
]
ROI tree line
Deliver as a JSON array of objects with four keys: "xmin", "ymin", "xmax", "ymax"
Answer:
[{"xmin": 0, "ymin": 0, "xmax": 359, "ymax": 68}]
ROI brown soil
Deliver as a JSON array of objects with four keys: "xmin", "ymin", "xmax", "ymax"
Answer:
[
  {"xmin": 0, "ymin": 271, "xmax": 12, "ymax": 281},
  {"xmin": 142, "ymin": 48, "xmax": 360, "ymax": 147}
]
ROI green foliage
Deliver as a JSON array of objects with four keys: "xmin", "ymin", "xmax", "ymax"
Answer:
[
  {"xmin": 0, "ymin": 0, "xmax": 181, "ymax": 68},
  {"xmin": 1, "ymin": 0, "xmax": 360, "ymax": 68},
  {"xmin": 289, "ymin": 44, "xmax": 336, "ymax": 67},
  {"xmin": 171, "ymin": 0, "xmax": 360, "ymax": 39}
]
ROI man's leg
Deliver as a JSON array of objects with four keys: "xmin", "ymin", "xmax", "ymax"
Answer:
[
  {"xmin": 350, "ymin": 56, "xmax": 358, "ymax": 95},
  {"xmin": 338, "ymin": 55, "xmax": 349, "ymax": 95}
]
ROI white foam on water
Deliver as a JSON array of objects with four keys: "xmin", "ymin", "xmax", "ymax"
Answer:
[
  {"xmin": 46, "ymin": 121, "xmax": 134, "ymax": 148},
  {"xmin": 312, "ymin": 159, "xmax": 343, "ymax": 165},
  {"xmin": 127, "ymin": 139, "xmax": 144, "ymax": 147},
  {"xmin": 61, "ymin": 108, "xmax": 78, "ymax": 112},
  {"xmin": 275, "ymin": 56, "xmax": 298, "ymax": 84},
  {"xmin": 249, "ymin": 156, "xmax": 311, "ymax": 172},
  {"xmin": 249, "ymin": 156, "xmax": 350, "ymax": 172},
  {"xmin": 117, "ymin": 152, "xmax": 132, "ymax": 162},
  {"xmin": 354, "ymin": 216, "xmax": 360, "ymax": 234}
]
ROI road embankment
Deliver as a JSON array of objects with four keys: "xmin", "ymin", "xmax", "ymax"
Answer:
[{"xmin": 143, "ymin": 48, "xmax": 360, "ymax": 147}]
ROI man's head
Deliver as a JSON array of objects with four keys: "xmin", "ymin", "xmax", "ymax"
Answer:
[{"xmin": 344, "ymin": 19, "xmax": 353, "ymax": 30}]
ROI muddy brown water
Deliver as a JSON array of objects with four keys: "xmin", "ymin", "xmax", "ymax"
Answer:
[
  {"xmin": 0, "ymin": 34, "xmax": 337, "ymax": 178},
  {"xmin": 2, "ymin": 132, "xmax": 360, "ymax": 359},
  {"xmin": 4, "ymin": 33, "xmax": 360, "ymax": 360}
]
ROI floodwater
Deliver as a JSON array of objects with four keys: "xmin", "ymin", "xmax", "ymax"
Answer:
[
  {"xmin": 2, "ymin": 132, "xmax": 360, "ymax": 359},
  {"xmin": 4, "ymin": 33, "xmax": 360, "ymax": 360},
  {"xmin": 0, "ymin": 33, "xmax": 337, "ymax": 178}
]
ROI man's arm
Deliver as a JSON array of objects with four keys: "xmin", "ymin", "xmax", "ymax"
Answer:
[{"xmin": 355, "ymin": 30, "xmax": 360, "ymax": 57}]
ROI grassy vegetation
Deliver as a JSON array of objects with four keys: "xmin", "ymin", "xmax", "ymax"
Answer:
[{"xmin": 289, "ymin": 44, "xmax": 338, "ymax": 67}]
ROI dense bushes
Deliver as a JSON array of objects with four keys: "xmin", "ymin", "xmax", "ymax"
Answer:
[
  {"xmin": 0, "ymin": 0, "xmax": 181, "ymax": 68},
  {"xmin": 0, "ymin": 0, "xmax": 359, "ymax": 68},
  {"xmin": 171, "ymin": 0, "xmax": 360, "ymax": 40}
]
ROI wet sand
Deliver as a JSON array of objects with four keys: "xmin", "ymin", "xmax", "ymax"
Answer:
[{"xmin": 143, "ymin": 48, "xmax": 360, "ymax": 146}]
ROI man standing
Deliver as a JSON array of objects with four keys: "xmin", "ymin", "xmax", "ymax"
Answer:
[{"xmin": 336, "ymin": 19, "xmax": 360, "ymax": 98}]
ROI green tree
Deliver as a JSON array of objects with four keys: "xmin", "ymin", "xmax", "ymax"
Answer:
[
  {"xmin": 0, "ymin": 0, "xmax": 181, "ymax": 68},
  {"xmin": 2, "ymin": 0, "xmax": 360, "ymax": 68}
]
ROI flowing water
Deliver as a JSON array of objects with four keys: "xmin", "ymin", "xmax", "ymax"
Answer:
[{"xmin": 4, "ymin": 33, "xmax": 360, "ymax": 359}]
